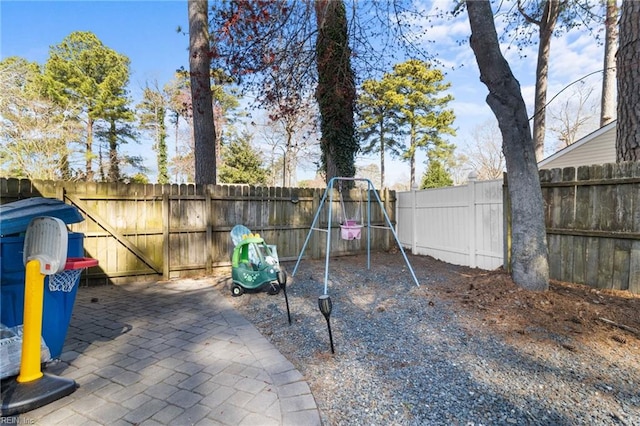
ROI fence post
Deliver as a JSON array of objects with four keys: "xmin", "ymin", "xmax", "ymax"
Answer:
[
  {"xmin": 312, "ymin": 188, "xmax": 321, "ymax": 259},
  {"xmin": 205, "ymin": 185, "xmax": 213, "ymax": 274},
  {"xmin": 411, "ymin": 183, "xmax": 418, "ymax": 254},
  {"xmin": 162, "ymin": 191, "xmax": 170, "ymax": 280},
  {"xmin": 468, "ymin": 172, "xmax": 477, "ymax": 268},
  {"xmin": 55, "ymin": 184, "xmax": 64, "ymax": 202},
  {"xmin": 383, "ymin": 187, "xmax": 391, "ymax": 251},
  {"xmin": 503, "ymin": 173, "xmax": 511, "ymax": 272}
]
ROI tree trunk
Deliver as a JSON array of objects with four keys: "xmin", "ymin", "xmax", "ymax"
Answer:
[
  {"xmin": 467, "ymin": 0, "xmax": 549, "ymax": 291},
  {"xmin": 409, "ymin": 124, "xmax": 416, "ymax": 187},
  {"xmin": 315, "ymin": 0, "xmax": 357, "ymax": 183},
  {"xmin": 379, "ymin": 121, "xmax": 385, "ymax": 188},
  {"xmin": 86, "ymin": 116, "xmax": 94, "ymax": 181},
  {"xmin": 532, "ymin": 0, "xmax": 561, "ymax": 162},
  {"xmin": 108, "ymin": 119, "xmax": 120, "ymax": 181},
  {"xmin": 284, "ymin": 132, "xmax": 291, "ymax": 187},
  {"xmin": 188, "ymin": 0, "xmax": 217, "ymax": 184},
  {"xmin": 616, "ymin": 0, "xmax": 640, "ymax": 162},
  {"xmin": 157, "ymin": 119, "xmax": 169, "ymax": 184},
  {"xmin": 601, "ymin": 0, "xmax": 618, "ymax": 127}
]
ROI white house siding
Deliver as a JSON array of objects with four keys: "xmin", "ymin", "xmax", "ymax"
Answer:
[{"xmin": 538, "ymin": 121, "xmax": 616, "ymax": 170}]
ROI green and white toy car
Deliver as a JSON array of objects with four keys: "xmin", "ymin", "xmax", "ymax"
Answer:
[{"xmin": 230, "ymin": 225, "xmax": 285, "ymax": 297}]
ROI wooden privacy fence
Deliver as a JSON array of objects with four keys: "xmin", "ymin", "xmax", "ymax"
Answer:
[
  {"xmin": 0, "ymin": 179, "xmax": 395, "ymax": 284},
  {"xmin": 396, "ymin": 177, "xmax": 504, "ymax": 270},
  {"xmin": 537, "ymin": 162, "xmax": 640, "ymax": 293}
]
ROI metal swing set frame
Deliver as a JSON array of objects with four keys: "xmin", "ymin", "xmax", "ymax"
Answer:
[{"xmin": 292, "ymin": 177, "xmax": 419, "ymax": 295}]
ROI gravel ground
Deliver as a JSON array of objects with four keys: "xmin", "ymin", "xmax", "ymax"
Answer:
[{"xmin": 216, "ymin": 251, "xmax": 640, "ymax": 426}]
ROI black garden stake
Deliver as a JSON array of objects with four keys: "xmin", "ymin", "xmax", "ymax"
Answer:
[
  {"xmin": 318, "ymin": 294, "xmax": 335, "ymax": 353},
  {"xmin": 278, "ymin": 270, "xmax": 291, "ymax": 325}
]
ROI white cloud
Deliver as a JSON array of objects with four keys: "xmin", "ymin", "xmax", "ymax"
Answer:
[
  {"xmin": 549, "ymin": 33, "xmax": 604, "ymax": 83},
  {"xmin": 397, "ymin": 0, "xmax": 470, "ymax": 51}
]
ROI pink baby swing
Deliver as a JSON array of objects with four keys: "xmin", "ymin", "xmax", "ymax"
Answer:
[{"xmin": 339, "ymin": 185, "xmax": 363, "ymax": 240}]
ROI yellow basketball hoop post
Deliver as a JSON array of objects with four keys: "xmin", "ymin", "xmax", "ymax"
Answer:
[{"xmin": 16, "ymin": 259, "xmax": 47, "ymax": 383}]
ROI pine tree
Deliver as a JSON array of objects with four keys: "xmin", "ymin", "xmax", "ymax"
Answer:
[
  {"xmin": 44, "ymin": 31, "xmax": 132, "ymax": 181},
  {"xmin": 0, "ymin": 56, "xmax": 83, "ymax": 179},
  {"xmin": 188, "ymin": 0, "xmax": 217, "ymax": 184},
  {"xmin": 387, "ymin": 59, "xmax": 456, "ymax": 188},
  {"xmin": 357, "ymin": 77, "xmax": 402, "ymax": 188},
  {"xmin": 420, "ymin": 159, "xmax": 453, "ymax": 189},
  {"xmin": 218, "ymin": 133, "xmax": 268, "ymax": 185},
  {"xmin": 138, "ymin": 83, "xmax": 170, "ymax": 184}
]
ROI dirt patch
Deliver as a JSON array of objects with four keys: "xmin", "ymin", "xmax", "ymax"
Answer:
[{"xmin": 438, "ymin": 265, "xmax": 640, "ymax": 352}]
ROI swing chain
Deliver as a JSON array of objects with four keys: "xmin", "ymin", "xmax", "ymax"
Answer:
[
  {"xmin": 338, "ymin": 183, "xmax": 363, "ymax": 225},
  {"xmin": 338, "ymin": 182, "xmax": 347, "ymax": 225}
]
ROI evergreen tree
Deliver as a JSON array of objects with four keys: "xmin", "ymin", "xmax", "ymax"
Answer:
[
  {"xmin": 357, "ymin": 77, "xmax": 402, "ymax": 188},
  {"xmin": 387, "ymin": 59, "xmax": 456, "ymax": 188},
  {"xmin": 94, "ymin": 118, "xmax": 139, "ymax": 182},
  {"xmin": 43, "ymin": 31, "xmax": 132, "ymax": 181},
  {"xmin": 420, "ymin": 159, "xmax": 453, "ymax": 189},
  {"xmin": 218, "ymin": 133, "xmax": 268, "ymax": 185},
  {"xmin": 98, "ymin": 79, "xmax": 136, "ymax": 182},
  {"xmin": 138, "ymin": 82, "xmax": 170, "ymax": 184},
  {"xmin": 0, "ymin": 56, "xmax": 83, "ymax": 180}
]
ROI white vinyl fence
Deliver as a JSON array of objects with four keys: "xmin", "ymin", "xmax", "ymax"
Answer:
[{"xmin": 396, "ymin": 177, "xmax": 504, "ymax": 270}]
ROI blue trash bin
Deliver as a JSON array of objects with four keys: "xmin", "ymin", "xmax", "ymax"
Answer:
[{"xmin": 0, "ymin": 197, "xmax": 87, "ymax": 359}]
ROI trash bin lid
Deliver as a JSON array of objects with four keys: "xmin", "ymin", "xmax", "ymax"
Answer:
[{"xmin": 0, "ymin": 197, "xmax": 84, "ymax": 237}]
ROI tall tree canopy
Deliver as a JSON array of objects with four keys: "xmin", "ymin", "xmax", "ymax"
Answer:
[
  {"xmin": 516, "ymin": 0, "xmax": 565, "ymax": 162},
  {"xmin": 498, "ymin": 1, "xmax": 605, "ymax": 161},
  {"xmin": 218, "ymin": 132, "xmax": 268, "ymax": 184},
  {"xmin": 138, "ymin": 82, "xmax": 170, "ymax": 184},
  {"xmin": 466, "ymin": 0, "xmax": 550, "ymax": 291},
  {"xmin": 0, "ymin": 56, "xmax": 83, "ymax": 180},
  {"xmin": 44, "ymin": 31, "xmax": 131, "ymax": 181},
  {"xmin": 210, "ymin": 1, "xmax": 431, "ymax": 183},
  {"xmin": 357, "ymin": 76, "xmax": 401, "ymax": 189},
  {"xmin": 357, "ymin": 59, "xmax": 455, "ymax": 188},
  {"xmin": 388, "ymin": 59, "xmax": 456, "ymax": 188}
]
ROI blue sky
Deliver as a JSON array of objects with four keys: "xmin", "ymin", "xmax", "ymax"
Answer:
[
  {"xmin": 1, "ymin": 1, "xmax": 607, "ymax": 186},
  {"xmin": 1, "ymin": 0, "xmax": 190, "ymax": 99}
]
